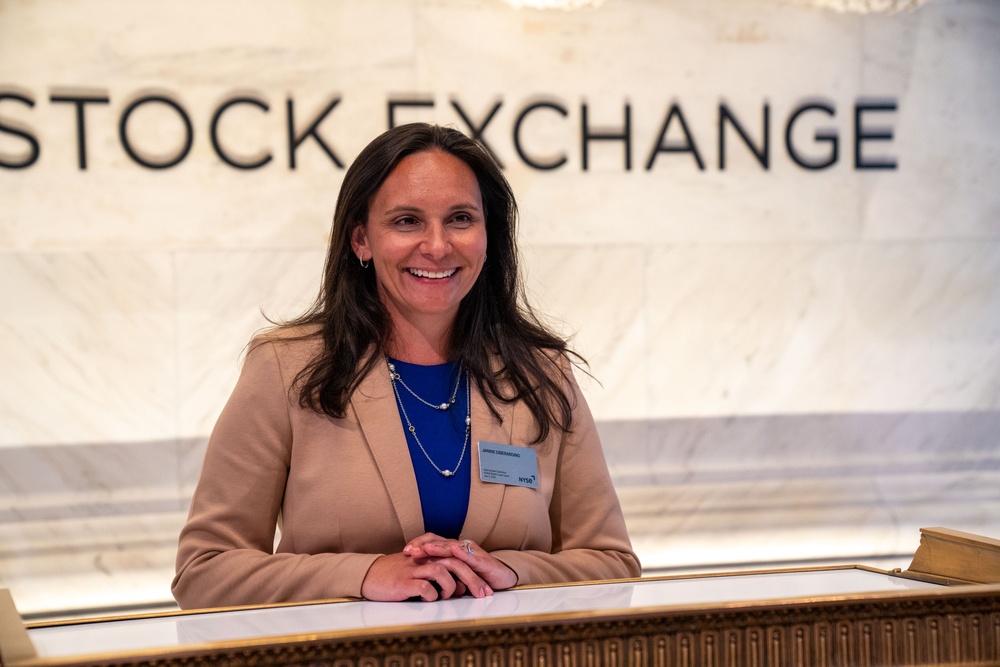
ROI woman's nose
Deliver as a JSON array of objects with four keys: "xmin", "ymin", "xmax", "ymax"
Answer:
[{"xmin": 421, "ymin": 222, "xmax": 451, "ymax": 257}]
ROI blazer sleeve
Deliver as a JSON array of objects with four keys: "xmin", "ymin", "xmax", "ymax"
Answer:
[
  {"xmin": 171, "ymin": 340, "xmax": 380, "ymax": 610},
  {"xmin": 489, "ymin": 366, "xmax": 641, "ymax": 585}
]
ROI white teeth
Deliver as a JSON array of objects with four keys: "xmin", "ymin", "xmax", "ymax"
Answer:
[{"xmin": 409, "ymin": 268, "xmax": 456, "ymax": 279}]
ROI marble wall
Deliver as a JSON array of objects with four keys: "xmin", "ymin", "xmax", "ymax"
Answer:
[{"xmin": 1, "ymin": 0, "xmax": 998, "ymax": 616}]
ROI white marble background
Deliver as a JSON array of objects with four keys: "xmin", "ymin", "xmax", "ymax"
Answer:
[{"xmin": 1, "ymin": 0, "xmax": 998, "ymax": 617}]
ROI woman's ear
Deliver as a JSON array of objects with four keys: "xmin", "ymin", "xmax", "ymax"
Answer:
[{"xmin": 350, "ymin": 224, "xmax": 369, "ymax": 260}]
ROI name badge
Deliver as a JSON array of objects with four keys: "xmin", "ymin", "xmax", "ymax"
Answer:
[{"xmin": 478, "ymin": 441, "xmax": 539, "ymax": 488}]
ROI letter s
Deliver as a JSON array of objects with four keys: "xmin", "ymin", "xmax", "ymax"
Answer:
[{"xmin": 0, "ymin": 92, "xmax": 40, "ymax": 169}]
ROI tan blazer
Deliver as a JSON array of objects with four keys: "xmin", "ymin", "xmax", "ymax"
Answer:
[{"xmin": 172, "ymin": 334, "xmax": 640, "ymax": 610}]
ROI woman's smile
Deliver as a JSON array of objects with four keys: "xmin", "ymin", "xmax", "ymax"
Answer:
[{"xmin": 408, "ymin": 267, "xmax": 458, "ymax": 279}]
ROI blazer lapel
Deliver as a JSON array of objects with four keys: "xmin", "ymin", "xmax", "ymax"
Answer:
[
  {"xmin": 462, "ymin": 380, "xmax": 522, "ymax": 544},
  {"xmin": 351, "ymin": 358, "xmax": 426, "ymax": 543}
]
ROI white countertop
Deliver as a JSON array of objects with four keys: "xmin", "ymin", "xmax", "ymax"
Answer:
[{"xmin": 28, "ymin": 568, "xmax": 941, "ymax": 660}]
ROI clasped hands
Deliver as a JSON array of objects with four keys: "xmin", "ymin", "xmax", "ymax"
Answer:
[{"xmin": 360, "ymin": 533, "xmax": 517, "ymax": 602}]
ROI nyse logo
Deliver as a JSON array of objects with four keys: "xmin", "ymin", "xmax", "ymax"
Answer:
[{"xmin": 519, "ymin": 475, "xmax": 536, "ymax": 485}]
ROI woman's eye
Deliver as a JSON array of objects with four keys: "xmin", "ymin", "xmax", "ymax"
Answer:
[{"xmin": 395, "ymin": 216, "xmax": 419, "ymax": 226}]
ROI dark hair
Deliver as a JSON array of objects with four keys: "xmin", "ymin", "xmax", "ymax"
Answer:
[{"xmin": 278, "ymin": 123, "xmax": 580, "ymax": 443}]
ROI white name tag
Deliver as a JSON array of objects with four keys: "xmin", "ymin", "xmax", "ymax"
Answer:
[{"xmin": 478, "ymin": 441, "xmax": 539, "ymax": 488}]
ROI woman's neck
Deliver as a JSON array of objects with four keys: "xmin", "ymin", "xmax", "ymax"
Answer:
[{"xmin": 385, "ymin": 319, "xmax": 453, "ymax": 365}]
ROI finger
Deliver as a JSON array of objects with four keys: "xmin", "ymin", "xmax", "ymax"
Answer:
[
  {"xmin": 414, "ymin": 579, "xmax": 441, "ymax": 602},
  {"xmin": 413, "ymin": 539, "xmax": 462, "ymax": 559},
  {"xmin": 403, "ymin": 532, "xmax": 447, "ymax": 557},
  {"xmin": 417, "ymin": 539, "xmax": 477, "ymax": 563},
  {"xmin": 453, "ymin": 539, "xmax": 476, "ymax": 557},
  {"xmin": 441, "ymin": 542, "xmax": 515, "ymax": 592},
  {"xmin": 416, "ymin": 563, "xmax": 459, "ymax": 600},
  {"xmin": 428, "ymin": 579, "xmax": 445, "ymax": 600},
  {"xmin": 435, "ymin": 574, "xmax": 458, "ymax": 600},
  {"xmin": 437, "ymin": 557, "xmax": 492, "ymax": 598}
]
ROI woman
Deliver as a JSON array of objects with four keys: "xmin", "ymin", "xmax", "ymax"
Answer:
[{"xmin": 172, "ymin": 123, "xmax": 640, "ymax": 609}]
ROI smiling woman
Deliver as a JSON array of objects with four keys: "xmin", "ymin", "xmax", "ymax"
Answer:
[
  {"xmin": 351, "ymin": 149, "xmax": 488, "ymax": 357},
  {"xmin": 171, "ymin": 123, "xmax": 640, "ymax": 610}
]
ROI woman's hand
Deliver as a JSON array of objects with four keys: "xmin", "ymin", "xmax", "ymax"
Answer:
[
  {"xmin": 404, "ymin": 534, "xmax": 518, "ymax": 592},
  {"xmin": 360, "ymin": 549, "xmax": 492, "ymax": 602}
]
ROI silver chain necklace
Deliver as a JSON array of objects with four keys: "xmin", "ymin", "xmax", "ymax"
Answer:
[
  {"xmin": 387, "ymin": 358, "xmax": 471, "ymax": 478},
  {"xmin": 387, "ymin": 360, "xmax": 461, "ymax": 410}
]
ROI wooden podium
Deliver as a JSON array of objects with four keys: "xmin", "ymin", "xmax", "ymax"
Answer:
[{"xmin": 2, "ymin": 527, "xmax": 999, "ymax": 667}]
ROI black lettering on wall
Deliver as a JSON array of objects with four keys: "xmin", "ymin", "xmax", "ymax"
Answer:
[
  {"xmin": 119, "ymin": 95, "xmax": 193, "ymax": 169},
  {"xmin": 513, "ymin": 101, "xmax": 568, "ymax": 170},
  {"xmin": 785, "ymin": 102, "xmax": 838, "ymax": 170},
  {"xmin": 50, "ymin": 93, "xmax": 110, "ymax": 170},
  {"xmin": 387, "ymin": 99, "xmax": 434, "ymax": 129},
  {"xmin": 719, "ymin": 103, "xmax": 769, "ymax": 170},
  {"xmin": 581, "ymin": 103, "xmax": 632, "ymax": 171},
  {"xmin": 0, "ymin": 88, "xmax": 901, "ymax": 174},
  {"xmin": 450, "ymin": 99, "xmax": 503, "ymax": 167},
  {"xmin": 855, "ymin": 101, "xmax": 898, "ymax": 170},
  {"xmin": 0, "ymin": 92, "xmax": 40, "ymax": 169},
  {"xmin": 210, "ymin": 96, "xmax": 272, "ymax": 170},
  {"xmin": 287, "ymin": 97, "xmax": 343, "ymax": 170},
  {"xmin": 645, "ymin": 103, "xmax": 704, "ymax": 171}
]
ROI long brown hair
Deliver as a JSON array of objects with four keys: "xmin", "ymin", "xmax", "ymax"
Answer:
[{"xmin": 278, "ymin": 123, "xmax": 581, "ymax": 443}]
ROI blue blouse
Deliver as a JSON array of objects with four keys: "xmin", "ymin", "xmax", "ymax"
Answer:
[{"xmin": 387, "ymin": 358, "xmax": 471, "ymax": 539}]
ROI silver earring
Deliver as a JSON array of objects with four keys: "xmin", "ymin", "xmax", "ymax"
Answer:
[{"xmin": 359, "ymin": 255, "xmax": 369, "ymax": 269}]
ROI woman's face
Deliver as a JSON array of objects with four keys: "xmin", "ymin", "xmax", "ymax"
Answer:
[{"xmin": 351, "ymin": 149, "xmax": 488, "ymax": 335}]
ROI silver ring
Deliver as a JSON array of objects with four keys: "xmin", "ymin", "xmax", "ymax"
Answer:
[{"xmin": 462, "ymin": 539, "xmax": 474, "ymax": 555}]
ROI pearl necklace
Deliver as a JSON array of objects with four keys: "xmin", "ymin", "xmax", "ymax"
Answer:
[{"xmin": 387, "ymin": 358, "xmax": 471, "ymax": 478}]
